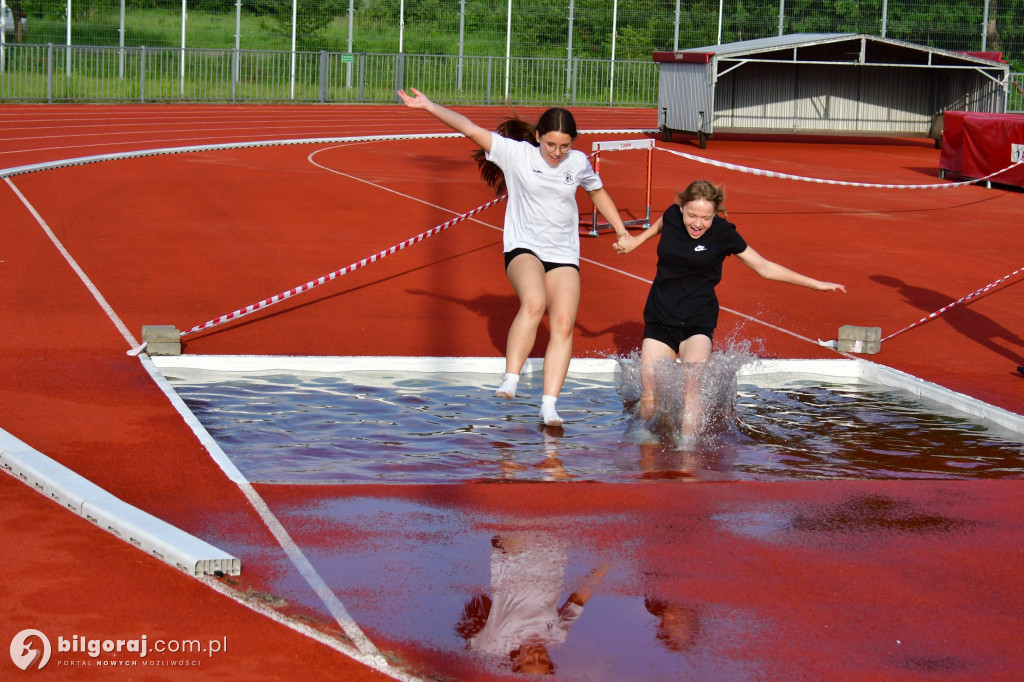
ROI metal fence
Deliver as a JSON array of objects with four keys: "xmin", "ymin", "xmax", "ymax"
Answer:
[
  {"xmin": 2, "ymin": 42, "xmax": 1023, "ymax": 111},
  {"xmin": 0, "ymin": 43, "xmax": 663, "ymax": 105},
  {"xmin": 0, "ymin": 0, "xmax": 1023, "ymax": 109}
]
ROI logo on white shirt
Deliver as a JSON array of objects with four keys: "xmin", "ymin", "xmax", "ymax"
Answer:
[{"xmin": 563, "ymin": 172, "xmax": 575, "ymax": 185}]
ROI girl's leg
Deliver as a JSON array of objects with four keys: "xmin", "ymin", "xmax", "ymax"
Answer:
[
  {"xmin": 677, "ymin": 335, "xmax": 712, "ymax": 441},
  {"xmin": 638, "ymin": 337, "xmax": 678, "ymax": 420},
  {"xmin": 500, "ymin": 254, "xmax": 548, "ymax": 398},
  {"xmin": 537, "ymin": 266, "xmax": 580, "ymax": 426},
  {"xmin": 539, "ymin": 266, "xmax": 580, "ymax": 398}
]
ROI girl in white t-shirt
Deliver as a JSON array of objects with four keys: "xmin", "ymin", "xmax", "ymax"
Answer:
[{"xmin": 399, "ymin": 88, "xmax": 631, "ymax": 425}]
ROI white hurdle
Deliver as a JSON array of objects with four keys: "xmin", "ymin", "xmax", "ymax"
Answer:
[{"xmin": 586, "ymin": 138, "xmax": 655, "ymax": 238}]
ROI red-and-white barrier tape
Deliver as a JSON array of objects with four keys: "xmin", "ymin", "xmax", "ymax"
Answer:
[
  {"xmin": 656, "ymin": 145, "xmax": 1024, "ymax": 189},
  {"xmin": 177, "ymin": 194, "xmax": 506, "ymax": 339},
  {"xmin": 881, "ymin": 265, "xmax": 1024, "ymax": 342}
]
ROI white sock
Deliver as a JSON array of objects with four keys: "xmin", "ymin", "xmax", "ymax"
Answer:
[
  {"xmin": 496, "ymin": 373, "xmax": 519, "ymax": 400},
  {"xmin": 539, "ymin": 394, "xmax": 563, "ymax": 426}
]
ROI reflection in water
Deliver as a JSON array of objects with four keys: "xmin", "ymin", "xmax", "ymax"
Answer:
[
  {"xmin": 457, "ymin": 531, "xmax": 608, "ymax": 675},
  {"xmin": 636, "ymin": 441, "xmax": 739, "ymax": 481},
  {"xmin": 645, "ymin": 598, "xmax": 702, "ymax": 653},
  {"xmin": 259, "ymin": 495, "xmax": 802, "ymax": 680},
  {"xmin": 496, "ymin": 430, "xmax": 578, "ymax": 481}
]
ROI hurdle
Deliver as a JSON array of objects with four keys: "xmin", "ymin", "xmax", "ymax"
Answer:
[{"xmin": 586, "ymin": 138, "xmax": 655, "ymax": 238}]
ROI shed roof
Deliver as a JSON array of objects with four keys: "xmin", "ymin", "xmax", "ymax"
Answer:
[{"xmin": 652, "ymin": 33, "xmax": 1008, "ymax": 72}]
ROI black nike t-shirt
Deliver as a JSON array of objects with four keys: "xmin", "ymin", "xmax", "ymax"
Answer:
[{"xmin": 643, "ymin": 204, "xmax": 748, "ymax": 329}]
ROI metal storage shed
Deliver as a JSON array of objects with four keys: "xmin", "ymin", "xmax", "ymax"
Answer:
[{"xmin": 653, "ymin": 33, "xmax": 1009, "ymax": 148}]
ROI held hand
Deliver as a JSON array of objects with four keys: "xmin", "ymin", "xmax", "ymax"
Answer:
[
  {"xmin": 613, "ymin": 234, "xmax": 636, "ymax": 254},
  {"xmin": 397, "ymin": 87, "xmax": 432, "ymax": 110}
]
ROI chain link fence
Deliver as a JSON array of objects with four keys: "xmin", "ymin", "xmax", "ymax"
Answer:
[{"xmin": 1, "ymin": 0, "xmax": 1022, "ymax": 107}]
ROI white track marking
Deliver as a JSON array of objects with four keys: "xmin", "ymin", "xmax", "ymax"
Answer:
[
  {"xmin": 199, "ymin": 574, "xmax": 423, "ymax": 681},
  {"xmin": 4, "ymin": 177, "xmax": 140, "ymax": 349}
]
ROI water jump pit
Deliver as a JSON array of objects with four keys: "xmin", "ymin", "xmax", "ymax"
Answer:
[{"xmin": 154, "ymin": 354, "xmax": 1024, "ymax": 484}]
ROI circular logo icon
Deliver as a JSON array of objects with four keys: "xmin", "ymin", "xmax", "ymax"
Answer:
[{"xmin": 10, "ymin": 630, "xmax": 51, "ymax": 671}]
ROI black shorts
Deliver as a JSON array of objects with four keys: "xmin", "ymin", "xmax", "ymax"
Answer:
[
  {"xmin": 643, "ymin": 322, "xmax": 714, "ymax": 350},
  {"xmin": 504, "ymin": 248, "xmax": 579, "ymax": 273}
]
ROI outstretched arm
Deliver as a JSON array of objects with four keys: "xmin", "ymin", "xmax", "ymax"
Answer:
[
  {"xmin": 397, "ymin": 87, "xmax": 493, "ymax": 152},
  {"xmin": 565, "ymin": 564, "xmax": 609, "ymax": 608},
  {"xmin": 736, "ymin": 246, "xmax": 846, "ymax": 292}
]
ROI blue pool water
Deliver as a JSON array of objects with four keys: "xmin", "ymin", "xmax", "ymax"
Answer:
[{"xmin": 165, "ymin": 354, "xmax": 1024, "ymax": 484}]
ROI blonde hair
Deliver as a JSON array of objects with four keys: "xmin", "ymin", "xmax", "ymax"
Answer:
[{"xmin": 676, "ymin": 179, "xmax": 726, "ymax": 217}]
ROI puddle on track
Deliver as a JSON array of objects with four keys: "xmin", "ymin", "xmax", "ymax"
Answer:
[{"xmin": 166, "ymin": 353, "xmax": 1024, "ymax": 679}]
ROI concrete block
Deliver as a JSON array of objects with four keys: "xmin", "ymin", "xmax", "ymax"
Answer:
[
  {"xmin": 141, "ymin": 325, "xmax": 181, "ymax": 356},
  {"xmin": 837, "ymin": 325, "xmax": 881, "ymax": 354}
]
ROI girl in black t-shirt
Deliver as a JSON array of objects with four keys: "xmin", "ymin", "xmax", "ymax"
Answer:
[{"xmin": 615, "ymin": 180, "xmax": 845, "ymax": 444}]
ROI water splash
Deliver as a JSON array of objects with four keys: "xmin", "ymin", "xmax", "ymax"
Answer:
[{"xmin": 616, "ymin": 340, "xmax": 758, "ymax": 450}]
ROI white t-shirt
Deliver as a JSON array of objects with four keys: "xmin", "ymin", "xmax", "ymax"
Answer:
[
  {"xmin": 468, "ymin": 534, "xmax": 583, "ymax": 657},
  {"xmin": 486, "ymin": 132, "xmax": 603, "ymax": 266}
]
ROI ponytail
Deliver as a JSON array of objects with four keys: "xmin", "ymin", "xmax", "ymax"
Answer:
[
  {"xmin": 471, "ymin": 107, "xmax": 579, "ymax": 195},
  {"xmin": 470, "ymin": 116, "xmax": 537, "ymax": 194}
]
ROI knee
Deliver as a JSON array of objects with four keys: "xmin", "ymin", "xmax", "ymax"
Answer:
[
  {"xmin": 547, "ymin": 312, "xmax": 576, "ymax": 339},
  {"xmin": 518, "ymin": 295, "xmax": 546, "ymax": 320}
]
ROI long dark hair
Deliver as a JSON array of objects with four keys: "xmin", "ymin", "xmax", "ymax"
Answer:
[{"xmin": 471, "ymin": 107, "xmax": 579, "ymax": 195}]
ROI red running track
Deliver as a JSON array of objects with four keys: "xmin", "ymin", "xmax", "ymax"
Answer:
[{"xmin": 1, "ymin": 104, "xmax": 1023, "ymax": 680}]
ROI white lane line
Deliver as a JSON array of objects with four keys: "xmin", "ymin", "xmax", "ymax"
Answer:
[
  {"xmin": 199, "ymin": 574, "xmax": 424, "ymax": 681},
  {"xmin": 3, "ymin": 173, "xmax": 396, "ymax": 674},
  {"xmin": 4, "ymin": 177, "xmax": 140, "ymax": 349}
]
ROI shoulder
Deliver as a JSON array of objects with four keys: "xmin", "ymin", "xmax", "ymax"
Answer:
[
  {"xmin": 711, "ymin": 216, "xmax": 747, "ymax": 250},
  {"xmin": 488, "ymin": 134, "xmax": 533, "ymax": 162},
  {"xmin": 713, "ymin": 214, "xmax": 734, "ymax": 227},
  {"xmin": 563, "ymin": 149, "xmax": 595, "ymax": 175},
  {"xmin": 662, "ymin": 203, "xmax": 682, "ymax": 223},
  {"xmin": 568, "ymin": 149, "xmax": 590, "ymax": 163},
  {"xmin": 708, "ymin": 215, "xmax": 741, "ymax": 235}
]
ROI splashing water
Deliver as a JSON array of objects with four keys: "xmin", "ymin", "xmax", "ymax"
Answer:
[{"xmin": 616, "ymin": 341, "xmax": 758, "ymax": 451}]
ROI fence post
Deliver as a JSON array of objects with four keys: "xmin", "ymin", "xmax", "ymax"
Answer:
[
  {"xmin": 571, "ymin": 58, "xmax": 578, "ymax": 107},
  {"xmin": 319, "ymin": 50, "xmax": 328, "ymax": 102},
  {"xmin": 566, "ymin": 0, "xmax": 575, "ymax": 93},
  {"xmin": 981, "ymin": 0, "xmax": 990, "ymax": 51},
  {"xmin": 140, "ymin": 46, "xmax": 146, "ymax": 103},
  {"xmin": 358, "ymin": 53, "xmax": 365, "ymax": 101},
  {"xmin": 231, "ymin": 47, "xmax": 238, "ymax": 102},
  {"xmin": 395, "ymin": 52, "xmax": 404, "ymax": 95},
  {"xmin": 47, "ymin": 44, "xmax": 53, "ymax": 103}
]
